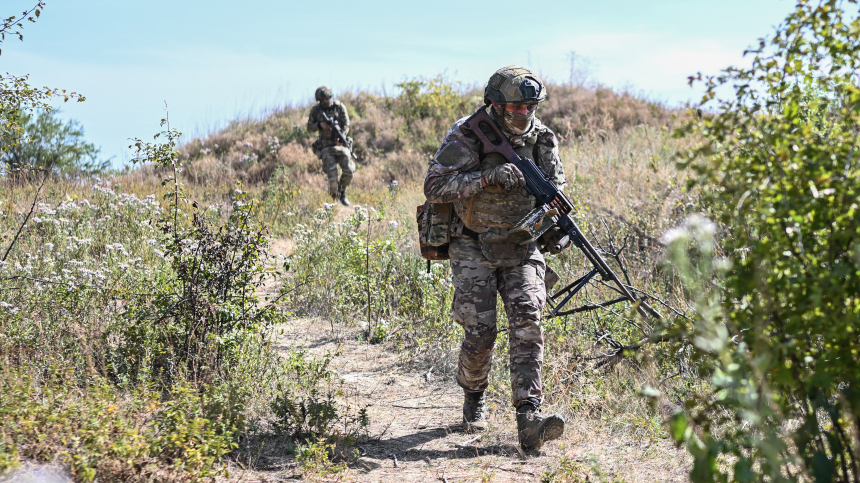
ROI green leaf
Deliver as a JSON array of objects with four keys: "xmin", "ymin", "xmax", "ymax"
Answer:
[{"xmin": 668, "ymin": 412, "xmax": 688, "ymax": 444}]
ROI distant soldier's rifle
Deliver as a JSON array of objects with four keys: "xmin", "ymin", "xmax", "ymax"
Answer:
[
  {"xmin": 462, "ymin": 106, "xmax": 662, "ymax": 321},
  {"xmin": 319, "ymin": 111, "xmax": 358, "ymax": 160}
]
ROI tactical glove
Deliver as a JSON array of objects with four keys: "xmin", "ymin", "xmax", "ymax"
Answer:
[{"xmin": 482, "ymin": 163, "xmax": 526, "ymax": 191}]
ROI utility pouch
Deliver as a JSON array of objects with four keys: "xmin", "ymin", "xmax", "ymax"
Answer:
[
  {"xmin": 416, "ymin": 201, "xmax": 452, "ymax": 260},
  {"xmin": 478, "ymin": 241, "xmax": 528, "ymax": 267}
]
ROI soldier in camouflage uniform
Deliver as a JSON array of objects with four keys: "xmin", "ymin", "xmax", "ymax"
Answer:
[
  {"xmin": 307, "ymin": 86, "xmax": 355, "ymax": 206},
  {"xmin": 424, "ymin": 66, "xmax": 569, "ymax": 451}
]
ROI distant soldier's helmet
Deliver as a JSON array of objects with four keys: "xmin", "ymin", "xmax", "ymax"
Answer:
[
  {"xmin": 315, "ymin": 86, "xmax": 332, "ymax": 101},
  {"xmin": 484, "ymin": 66, "xmax": 546, "ymax": 106}
]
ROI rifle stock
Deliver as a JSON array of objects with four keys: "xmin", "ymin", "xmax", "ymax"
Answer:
[{"xmin": 462, "ymin": 106, "xmax": 661, "ymax": 322}]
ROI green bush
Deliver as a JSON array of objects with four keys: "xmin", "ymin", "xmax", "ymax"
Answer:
[
  {"xmin": 271, "ymin": 350, "xmax": 368, "ymax": 440},
  {"xmin": 666, "ymin": 1, "xmax": 860, "ymax": 480},
  {"xmin": 394, "ymin": 75, "xmax": 469, "ymax": 127},
  {"xmin": 118, "ymin": 123, "xmax": 289, "ymax": 387},
  {"xmin": 392, "ymin": 75, "xmax": 472, "ymax": 152},
  {"xmin": 0, "ymin": 368, "xmax": 231, "ymax": 482},
  {"xmin": 1, "ymin": 110, "xmax": 106, "ymax": 175}
]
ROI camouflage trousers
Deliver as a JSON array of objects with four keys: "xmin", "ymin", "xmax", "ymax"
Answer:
[
  {"xmin": 449, "ymin": 235, "xmax": 546, "ymax": 408},
  {"xmin": 320, "ymin": 146, "xmax": 355, "ymax": 197}
]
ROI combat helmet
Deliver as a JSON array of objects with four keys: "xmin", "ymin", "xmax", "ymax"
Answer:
[
  {"xmin": 315, "ymin": 86, "xmax": 332, "ymax": 101},
  {"xmin": 484, "ymin": 66, "xmax": 546, "ymax": 106}
]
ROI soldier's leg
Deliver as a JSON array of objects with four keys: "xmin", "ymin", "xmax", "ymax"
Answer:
[
  {"xmin": 449, "ymin": 236, "xmax": 499, "ymax": 394},
  {"xmin": 498, "ymin": 259, "xmax": 546, "ymax": 408},
  {"xmin": 500, "ymin": 258, "xmax": 564, "ymax": 450},
  {"xmin": 320, "ymin": 147, "xmax": 340, "ymax": 198},
  {"xmin": 333, "ymin": 147, "xmax": 355, "ymax": 205},
  {"xmin": 334, "ymin": 146, "xmax": 355, "ymax": 190}
]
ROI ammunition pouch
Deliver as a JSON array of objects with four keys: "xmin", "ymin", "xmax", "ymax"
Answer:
[{"xmin": 416, "ymin": 201, "xmax": 452, "ymax": 260}]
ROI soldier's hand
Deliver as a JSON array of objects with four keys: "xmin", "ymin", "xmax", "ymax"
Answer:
[
  {"xmin": 319, "ymin": 121, "xmax": 331, "ymax": 130},
  {"xmin": 481, "ymin": 163, "xmax": 526, "ymax": 191}
]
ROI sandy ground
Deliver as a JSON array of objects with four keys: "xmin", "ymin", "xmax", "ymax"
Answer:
[{"xmin": 224, "ymin": 318, "xmax": 690, "ymax": 483}]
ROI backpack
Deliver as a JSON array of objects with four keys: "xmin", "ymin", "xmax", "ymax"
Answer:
[{"xmin": 416, "ymin": 201, "xmax": 452, "ymax": 260}]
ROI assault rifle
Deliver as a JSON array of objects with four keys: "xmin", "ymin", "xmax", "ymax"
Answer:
[
  {"xmin": 319, "ymin": 111, "xmax": 358, "ymax": 160},
  {"xmin": 462, "ymin": 106, "xmax": 662, "ymax": 322}
]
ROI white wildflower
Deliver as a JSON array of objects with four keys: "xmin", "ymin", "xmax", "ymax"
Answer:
[{"xmin": 661, "ymin": 227, "xmax": 689, "ymax": 246}]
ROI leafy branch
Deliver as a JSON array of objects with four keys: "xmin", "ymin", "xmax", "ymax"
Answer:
[{"xmin": 0, "ymin": 1, "xmax": 44, "ymax": 53}]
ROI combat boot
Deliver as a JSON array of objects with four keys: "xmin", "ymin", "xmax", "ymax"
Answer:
[
  {"xmin": 338, "ymin": 188, "xmax": 350, "ymax": 206},
  {"xmin": 462, "ymin": 391, "xmax": 487, "ymax": 432},
  {"xmin": 516, "ymin": 401, "xmax": 564, "ymax": 451}
]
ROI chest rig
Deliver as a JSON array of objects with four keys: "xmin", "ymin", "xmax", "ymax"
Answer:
[
  {"xmin": 457, "ymin": 144, "xmax": 537, "ymax": 231},
  {"xmin": 316, "ymin": 104, "xmax": 342, "ymax": 145},
  {"xmin": 453, "ymin": 135, "xmax": 540, "ymax": 266}
]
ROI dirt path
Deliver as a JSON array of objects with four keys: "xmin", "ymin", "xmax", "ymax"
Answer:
[{"xmin": 228, "ymin": 318, "xmax": 689, "ymax": 482}]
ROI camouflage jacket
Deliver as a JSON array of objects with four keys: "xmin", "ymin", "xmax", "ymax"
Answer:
[
  {"xmin": 423, "ymin": 111, "xmax": 566, "ymax": 213},
  {"xmin": 307, "ymin": 100, "xmax": 350, "ymax": 148}
]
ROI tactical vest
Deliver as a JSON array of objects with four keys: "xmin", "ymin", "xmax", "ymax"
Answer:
[
  {"xmin": 455, "ymin": 143, "xmax": 537, "ymax": 232},
  {"xmin": 453, "ymin": 136, "xmax": 541, "ymax": 267},
  {"xmin": 315, "ymin": 102, "xmax": 345, "ymax": 146}
]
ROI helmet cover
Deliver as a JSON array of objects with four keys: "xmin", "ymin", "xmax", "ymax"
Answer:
[
  {"xmin": 484, "ymin": 66, "xmax": 547, "ymax": 106},
  {"xmin": 315, "ymin": 86, "xmax": 332, "ymax": 101}
]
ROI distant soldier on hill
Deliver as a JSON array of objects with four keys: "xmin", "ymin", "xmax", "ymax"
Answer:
[
  {"xmin": 423, "ymin": 66, "xmax": 569, "ymax": 451},
  {"xmin": 307, "ymin": 86, "xmax": 354, "ymax": 206}
]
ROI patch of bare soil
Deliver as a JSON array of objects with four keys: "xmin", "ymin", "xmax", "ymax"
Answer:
[{"xmin": 226, "ymin": 318, "xmax": 689, "ymax": 482}]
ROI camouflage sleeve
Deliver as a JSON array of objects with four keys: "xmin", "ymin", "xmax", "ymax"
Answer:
[
  {"xmin": 307, "ymin": 106, "xmax": 321, "ymax": 133},
  {"xmin": 336, "ymin": 102, "xmax": 350, "ymax": 136},
  {"xmin": 536, "ymin": 129, "xmax": 566, "ymax": 191},
  {"xmin": 423, "ymin": 121, "xmax": 484, "ymax": 203}
]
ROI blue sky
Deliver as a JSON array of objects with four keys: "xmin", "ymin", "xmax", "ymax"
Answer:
[{"xmin": 3, "ymin": 0, "xmax": 796, "ymax": 167}]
